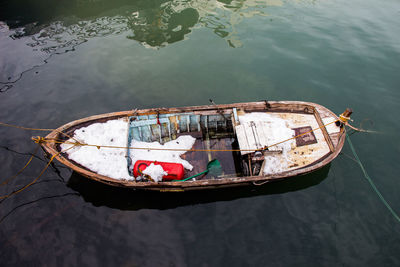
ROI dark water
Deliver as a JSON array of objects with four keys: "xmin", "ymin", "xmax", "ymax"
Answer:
[{"xmin": 1, "ymin": 0, "xmax": 400, "ymax": 266}]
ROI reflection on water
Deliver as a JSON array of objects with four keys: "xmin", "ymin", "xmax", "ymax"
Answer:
[
  {"xmin": 0, "ymin": 16, "xmax": 128, "ymax": 89},
  {"xmin": 127, "ymin": 3, "xmax": 199, "ymax": 48},
  {"xmin": 67, "ymin": 164, "xmax": 330, "ymax": 211},
  {"xmin": 0, "ymin": 0, "xmax": 289, "ymax": 88},
  {"xmin": 1, "ymin": 0, "xmax": 286, "ymax": 48}
]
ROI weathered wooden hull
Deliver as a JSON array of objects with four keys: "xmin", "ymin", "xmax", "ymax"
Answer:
[{"xmin": 41, "ymin": 101, "xmax": 346, "ymax": 191}]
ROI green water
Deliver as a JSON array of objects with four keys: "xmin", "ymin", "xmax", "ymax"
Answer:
[{"xmin": 1, "ymin": 0, "xmax": 400, "ymax": 265}]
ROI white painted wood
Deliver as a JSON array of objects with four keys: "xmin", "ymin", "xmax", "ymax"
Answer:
[
  {"xmin": 323, "ymin": 117, "xmax": 341, "ymax": 134},
  {"xmin": 236, "ymin": 121, "xmax": 285, "ymax": 155},
  {"xmin": 254, "ymin": 122, "xmax": 268, "ymax": 147},
  {"xmin": 235, "ymin": 125, "xmax": 251, "ymax": 155},
  {"xmin": 244, "ymin": 122, "xmax": 258, "ymax": 151}
]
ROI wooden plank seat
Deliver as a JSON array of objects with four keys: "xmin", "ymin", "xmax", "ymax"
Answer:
[{"xmin": 235, "ymin": 121, "xmax": 283, "ymax": 156}]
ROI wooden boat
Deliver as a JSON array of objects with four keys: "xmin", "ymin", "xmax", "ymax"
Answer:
[{"xmin": 39, "ymin": 101, "xmax": 351, "ymax": 191}]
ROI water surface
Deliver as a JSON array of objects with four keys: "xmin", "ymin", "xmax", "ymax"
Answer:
[{"xmin": 1, "ymin": 0, "xmax": 400, "ymax": 266}]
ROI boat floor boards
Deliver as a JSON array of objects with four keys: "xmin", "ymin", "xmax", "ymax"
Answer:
[{"xmin": 181, "ymin": 136, "xmax": 240, "ymax": 180}]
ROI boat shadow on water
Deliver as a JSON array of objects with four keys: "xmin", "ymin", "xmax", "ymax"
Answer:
[{"xmin": 67, "ymin": 164, "xmax": 331, "ymax": 211}]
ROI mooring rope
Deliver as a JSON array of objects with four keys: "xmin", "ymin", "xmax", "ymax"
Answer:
[
  {"xmin": 0, "ymin": 145, "xmax": 40, "ymax": 186},
  {"xmin": 0, "ymin": 121, "xmax": 54, "ymax": 132},
  {"xmin": 2, "ymin": 110, "xmax": 358, "ymax": 153},
  {"xmin": 0, "ymin": 111, "xmax": 374, "ymax": 154},
  {"xmin": 345, "ymin": 123, "xmax": 379, "ymax": 134},
  {"xmin": 0, "ymin": 111, "xmax": 377, "ymax": 201},
  {"xmin": 346, "ymin": 133, "xmax": 400, "ymax": 223},
  {"xmin": 0, "ymin": 121, "xmax": 80, "ymax": 143},
  {"xmin": 31, "ymin": 119, "xmax": 340, "ymax": 153},
  {"xmin": 332, "ymin": 114, "xmax": 378, "ymax": 134},
  {"xmin": 0, "ymin": 145, "xmax": 77, "ymax": 200},
  {"xmin": 0, "ymin": 115, "xmax": 341, "ymax": 199}
]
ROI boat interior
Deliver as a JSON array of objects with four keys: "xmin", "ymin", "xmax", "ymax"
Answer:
[
  {"xmin": 126, "ymin": 105, "xmax": 341, "ymax": 180},
  {"xmin": 127, "ymin": 111, "xmax": 240, "ymax": 179}
]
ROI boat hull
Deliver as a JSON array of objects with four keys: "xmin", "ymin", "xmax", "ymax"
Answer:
[{"xmin": 40, "ymin": 101, "xmax": 346, "ymax": 191}]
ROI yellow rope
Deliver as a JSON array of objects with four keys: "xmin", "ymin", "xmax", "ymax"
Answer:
[
  {"xmin": 0, "ymin": 113, "xmax": 354, "ymax": 199},
  {"xmin": 0, "ymin": 145, "xmax": 76, "ymax": 200},
  {"xmin": 0, "ymin": 121, "xmax": 54, "ymax": 132},
  {"xmin": 2, "ymin": 116, "xmax": 343, "ymax": 153},
  {"xmin": 339, "ymin": 113, "xmax": 351, "ymax": 123},
  {"xmin": 0, "ymin": 115, "xmax": 345, "ymax": 198},
  {"xmin": 0, "ymin": 145, "xmax": 40, "ymax": 186},
  {"xmin": 33, "ymin": 120, "xmax": 339, "ymax": 152},
  {"xmin": 345, "ymin": 122, "xmax": 379, "ymax": 133},
  {"xmin": 0, "ymin": 121, "xmax": 80, "ymax": 143},
  {"xmin": 333, "ymin": 113, "xmax": 378, "ymax": 133}
]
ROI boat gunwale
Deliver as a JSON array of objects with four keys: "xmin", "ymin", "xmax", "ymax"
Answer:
[{"xmin": 41, "ymin": 101, "xmax": 345, "ymax": 190}]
